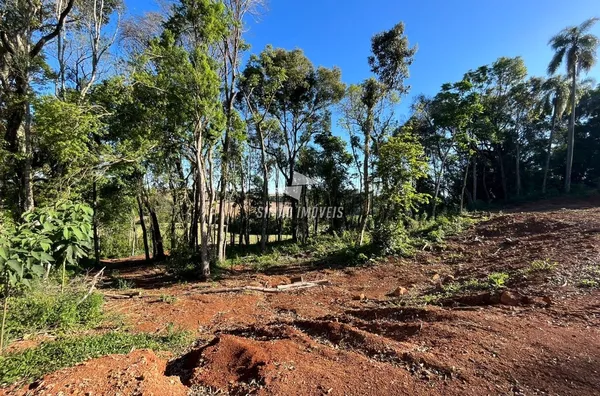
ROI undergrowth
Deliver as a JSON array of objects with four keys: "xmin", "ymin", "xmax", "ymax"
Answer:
[
  {"xmin": 0, "ymin": 328, "xmax": 192, "ymax": 386},
  {"xmin": 167, "ymin": 214, "xmax": 477, "ymax": 275},
  {"xmin": 3, "ymin": 283, "xmax": 103, "ymax": 345}
]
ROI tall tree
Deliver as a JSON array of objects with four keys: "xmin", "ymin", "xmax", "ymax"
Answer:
[
  {"xmin": 252, "ymin": 47, "xmax": 344, "ymax": 242},
  {"xmin": 0, "ymin": 0, "xmax": 76, "ymax": 213},
  {"xmin": 344, "ymin": 22, "xmax": 416, "ymax": 245},
  {"xmin": 548, "ymin": 17, "xmax": 599, "ymax": 193},
  {"xmin": 540, "ymin": 75, "xmax": 571, "ymax": 194}
]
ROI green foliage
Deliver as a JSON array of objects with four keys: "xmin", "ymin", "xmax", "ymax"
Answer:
[
  {"xmin": 0, "ymin": 329, "xmax": 192, "ymax": 386},
  {"xmin": 441, "ymin": 272, "xmax": 510, "ymax": 297},
  {"xmin": 4, "ymin": 286, "xmax": 103, "ymax": 343},
  {"xmin": 113, "ymin": 277, "xmax": 135, "ymax": 290},
  {"xmin": 376, "ymin": 133, "xmax": 431, "ymax": 216},
  {"xmin": 20, "ymin": 201, "xmax": 94, "ymax": 270},
  {"xmin": 527, "ymin": 259, "xmax": 558, "ymax": 273},
  {"xmin": 487, "ymin": 272, "xmax": 510, "ymax": 289},
  {"xmin": 34, "ymin": 96, "xmax": 101, "ymax": 166},
  {"xmin": 159, "ymin": 294, "xmax": 177, "ymax": 304},
  {"xmin": 371, "ymin": 223, "xmax": 413, "ymax": 256},
  {"xmin": 578, "ymin": 279, "xmax": 599, "ymax": 288}
]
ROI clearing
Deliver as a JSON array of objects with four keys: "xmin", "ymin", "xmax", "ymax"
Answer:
[{"xmin": 6, "ymin": 197, "xmax": 600, "ymax": 396}]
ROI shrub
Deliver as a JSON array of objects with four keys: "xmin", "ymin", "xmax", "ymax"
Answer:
[{"xmin": 371, "ymin": 222, "xmax": 412, "ymax": 256}]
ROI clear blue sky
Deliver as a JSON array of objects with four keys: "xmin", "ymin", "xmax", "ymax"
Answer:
[{"xmin": 126, "ymin": 0, "xmax": 600, "ymax": 116}]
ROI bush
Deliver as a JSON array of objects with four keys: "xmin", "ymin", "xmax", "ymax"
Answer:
[
  {"xmin": 0, "ymin": 329, "xmax": 192, "ymax": 386},
  {"xmin": 371, "ymin": 222, "xmax": 413, "ymax": 256},
  {"xmin": 4, "ymin": 285, "xmax": 103, "ymax": 343}
]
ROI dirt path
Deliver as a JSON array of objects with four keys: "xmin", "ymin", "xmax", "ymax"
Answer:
[{"xmin": 10, "ymin": 199, "xmax": 600, "ymax": 395}]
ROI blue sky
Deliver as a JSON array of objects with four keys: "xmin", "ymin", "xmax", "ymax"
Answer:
[{"xmin": 127, "ymin": 0, "xmax": 600, "ymax": 118}]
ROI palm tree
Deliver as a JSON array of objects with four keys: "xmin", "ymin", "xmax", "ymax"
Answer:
[
  {"xmin": 548, "ymin": 17, "xmax": 600, "ymax": 193},
  {"xmin": 540, "ymin": 76, "xmax": 570, "ymax": 194}
]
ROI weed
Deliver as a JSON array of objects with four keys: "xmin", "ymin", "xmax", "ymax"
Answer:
[
  {"xmin": 0, "ymin": 328, "xmax": 192, "ymax": 386},
  {"xmin": 4, "ymin": 285, "xmax": 103, "ymax": 344},
  {"xmin": 159, "ymin": 294, "xmax": 177, "ymax": 304},
  {"xmin": 527, "ymin": 259, "xmax": 558, "ymax": 273},
  {"xmin": 487, "ymin": 272, "xmax": 509, "ymax": 289},
  {"xmin": 578, "ymin": 279, "xmax": 599, "ymax": 288},
  {"xmin": 114, "ymin": 277, "xmax": 135, "ymax": 289}
]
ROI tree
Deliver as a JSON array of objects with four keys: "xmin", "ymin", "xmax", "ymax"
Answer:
[
  {"xmin": 250, "ymin": 47, "xmax": 344, "ymax": 243},
  {"xmin": 216, "ymin": 0, "xmax": 265, "ymax": 263},
  {"xmin": 0, "ymin": 0, "xmax": 76, "ymax": 214},
  {"xmin": 548, "ymin": 17, "xmax": 600, "ymax": 193},
  {"xmin": 239, "ymin": 47, "xmax": 286, "ymax": 251},
  {"xmin": 540, "ymin": 75, "xmax": 571, "ymax": 194},
  {"xmin": 342, "ymin": 22, "xmax": 416, "ymax": 245}
]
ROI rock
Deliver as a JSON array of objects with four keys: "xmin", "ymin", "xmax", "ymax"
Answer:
[
  {"xmin": 353, "ymin": 294, "xmax": 366, "ymax": 301},
  {"xmin": 389, "ymin": 287, "xmax": 408, "ymax": 297},
  {"xmin": 432, "ymin": 274, "xmax": 441, "ymax": 282},
  {"xmin": 500, "ymin": 290, "xmax": 521, "ymax": 306}
]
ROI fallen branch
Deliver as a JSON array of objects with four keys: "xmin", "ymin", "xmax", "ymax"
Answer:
[
  {"xmin": 103, "ymin": 291, "xmax": 143, "ymax": 299},
  {"xmin": 196, "ymin": 280, "xmax": 330, "ymax": 295},
  {"xmin": 77, "ymin": 267, "xmax": 106, "ymax": 306}
]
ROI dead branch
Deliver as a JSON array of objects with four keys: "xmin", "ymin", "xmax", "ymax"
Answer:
[
  {"xmin": 196, "ymin": 280, "xmax": 330, "ymax": 295},
  {"xmin": 103, "ymin": 291, "xmax": 143, "ymax": 299},
  {"xmin": 77, "ymin": 267, "xmax": 105, "ymax": 306}
]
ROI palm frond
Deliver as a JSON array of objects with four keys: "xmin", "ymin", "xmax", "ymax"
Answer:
[
  {"xmin": 548, "ymin": 32, "xmax": 571, "ymax": 49},
  {"xmin": 578, "ymin": 17, "xmax": 600, "ymax": 33},
  {"xmin": 578, "ymin": 50, "xmax": 597, "ymax": 72},
  {"xmin": 579, "ymin": 34, "xmax": 600, "ymax": 50},
  {"xmin": 547, "ymin": 47, "xmax": 566, "ymax": 75}
]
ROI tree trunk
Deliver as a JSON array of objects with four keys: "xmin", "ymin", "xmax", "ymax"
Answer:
[
  {"xmin": 143, "ymin": 197, "xmax": 165, "ymax": 260},
  {"xmin": 22, "ymin": 102, "xmax": 34, "ymax": 212},
  {"xmin": 136, "ymin": 196, "xmax": 150, "ymax": 261},
  {"xmin": 196, "ymin": 131, "xmax": 210, "ymax": 278},
  {"xmin": 258, "ymin": 126, "xmax": 269, "ymax": 252},
  {"xmin": 497, "ymin": 147, "xmax": 508, "ymax": 200},
  {"xmin": 460, "ymin": 160, "xmax": 470, "ymax": 213},
  {"xmin": 542, "ymin": 111, "xmax": 558, "ymax": 195},
  {"xmin": 516, "ymin": 139, "xmax": 521, "ymax": 197},
  {"xmin": 92, "ymin": 181, "xmax": 100, "ymax": 266},
  {"xmin": 358, "ymin": 110, "xmax": 373, "ymax": 246},
  {"xmin": 472, "ymin": 152, "xmax": 478, "ymax": 203},
  {"xmin": 565, "ymin": 70, "xmax": 577, "ymax": 194}
]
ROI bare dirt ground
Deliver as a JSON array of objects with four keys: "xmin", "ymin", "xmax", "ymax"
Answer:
[{"xmin": 9, "ymin": 196, "xmax": 600, "ymax": 395}]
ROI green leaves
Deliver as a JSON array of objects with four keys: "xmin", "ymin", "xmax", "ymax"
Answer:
[{"xmin": 0, "ymin": 201, "xmax": 94, "ymax": 291}]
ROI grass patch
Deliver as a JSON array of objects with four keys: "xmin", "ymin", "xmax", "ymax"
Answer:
[
  {"xmin": 0, "ymin": 328, "xmax": 192, "ymax": 386},
  {"xmin": 423, "ymin": 272, "xmax": 511, "ymax": 304},
  {"xmin": 526, "ymin": 259, "xmax": 558, "ymax": 274},
  {"xmin": 3, "ymin": 285, "xmax": 103, "ymax": 345}
]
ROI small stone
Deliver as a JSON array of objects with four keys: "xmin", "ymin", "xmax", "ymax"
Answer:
[
  {"xmin": 389, "ymin": 287, "xmax": 408, "ymax": 297},
  {"xmin": 432, "ymin": 274, "xmax": 441, "ymax": 282},
  {"xmin": 500, "ymin": 290, "xmax": 521, "ymax": 306}
]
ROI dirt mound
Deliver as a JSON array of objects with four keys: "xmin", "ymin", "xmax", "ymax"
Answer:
[
  {"xmin": 189, "ymin": 334, "xmax": 271, "ymax": 389},
  {"xmin": 13, "ymin": 350, "xmax": 187, "ymax": 396}
]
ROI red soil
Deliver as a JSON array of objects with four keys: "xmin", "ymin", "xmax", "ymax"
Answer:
[{"xmin": 4, "ymin": 195, "xmax": 600, "ymax": 395}]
